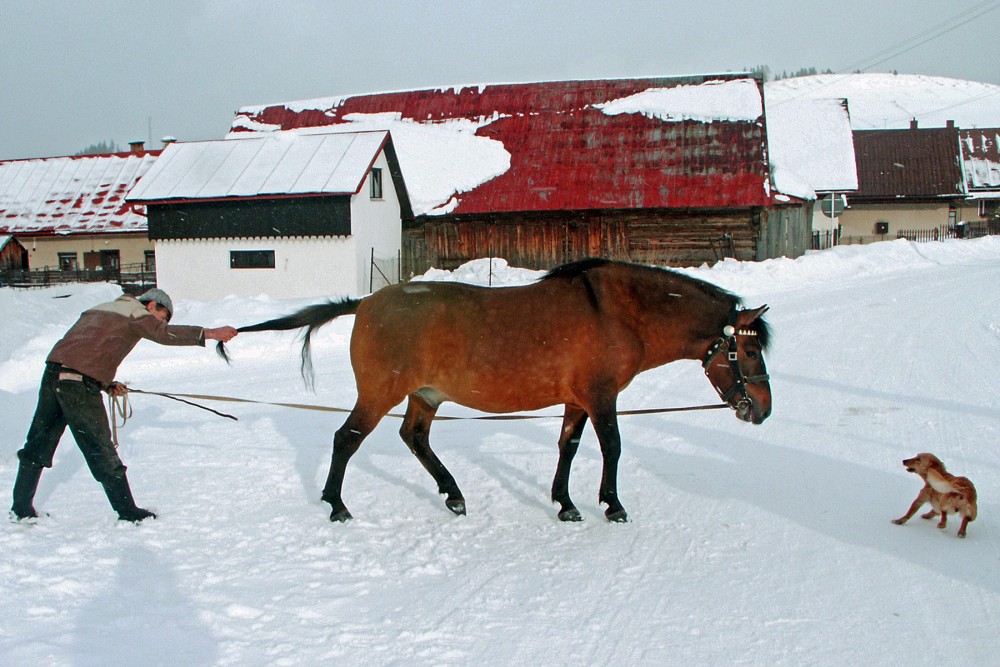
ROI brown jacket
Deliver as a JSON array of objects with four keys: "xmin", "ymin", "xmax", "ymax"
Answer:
[{"xmin": 46, "ymin": 295, "xmax": 205, "ymax": 387}]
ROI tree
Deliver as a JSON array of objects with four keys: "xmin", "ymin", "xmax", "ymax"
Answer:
[{"xmin": 74, "ymin": 140, "xmax": 120, "ymax": 156}]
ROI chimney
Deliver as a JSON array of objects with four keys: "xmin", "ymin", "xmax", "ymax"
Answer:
[
  {"xmin": 946, "ymin": 119, "xmax": 955, "ymax": 128},
  {"xmin": 161, "ymin": 136, "xmax": 177, "ymax": 148},
  {"xmin": 909, "ymin": 119, "xmax": 918, "ymax": 130},
  {"xmin": 128, "ymin": 140, "xmax": 145, "ymax": 155}
]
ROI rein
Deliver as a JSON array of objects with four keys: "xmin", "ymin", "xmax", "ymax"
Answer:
[{"xmin": 108, "ymin": 385, "xmax": 727, "ymax": 424}]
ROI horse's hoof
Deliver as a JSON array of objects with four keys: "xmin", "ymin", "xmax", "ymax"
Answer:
[
  {"xmin": 558, "ymin": 508, "xmax": 583, "ymax": 522},
  {"xmin": 605, "ymin": 508, "xmax": 628, "ymax": 523},
  {"xmin": 446, "ymin": 498, "xmax": 467, "ymax": 516},
  {"xmin": 329, "ymin": 508, "xmax": 353, "ymax": 522}
]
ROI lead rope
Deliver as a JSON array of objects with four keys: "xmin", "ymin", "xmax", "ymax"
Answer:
[
  {"xmin": 107, "ymin": 389, "xmax": 133, "ymax": 449},
  {"xmin": 113, "ymin": 385, "xmax": 726, "ymax": 423}
]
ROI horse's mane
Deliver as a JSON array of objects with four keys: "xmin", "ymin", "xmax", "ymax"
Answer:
[{"xmin": 542, "ymin": 258, "xmax": 770, "ymax": 350}]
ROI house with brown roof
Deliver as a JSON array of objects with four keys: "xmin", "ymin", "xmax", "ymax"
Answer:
[
  {"xmin": 232, "ymin": 73, "xmax": 808, "ymax": 274},
  {"xmin": 0, "ymin": 144, "xmax": 160, "ymax": 274},
  {"xmin": 838, "ymin": 121, "xmax": 969, "ymax": 242}
]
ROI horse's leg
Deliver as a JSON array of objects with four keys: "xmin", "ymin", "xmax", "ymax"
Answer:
[
  {"xmin": 321, "ymin": 405, "xmax": 383, "ymax": 522},
  {"xmin": 399, "ymin": 396, "xmax": 466, "ymax": 515},
  {"xmin": 588, "ymin": 397, "xmax": 628, "ymax": 523},
  {"xmin": 551, "ymin": 405, "xmax": 589, "ymax": 522}
]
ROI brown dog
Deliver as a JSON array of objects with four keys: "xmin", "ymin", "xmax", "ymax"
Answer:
[{"xmin": 892, "ymin": 453, "xmax": 978, "ymax": 538}]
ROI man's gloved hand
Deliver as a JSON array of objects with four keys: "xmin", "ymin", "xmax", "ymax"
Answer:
[{"xmin": 106, "ymin": 381, "xmax": 128, "ymax": 397}]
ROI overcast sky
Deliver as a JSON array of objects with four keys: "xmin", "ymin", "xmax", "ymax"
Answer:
[{"xmin": 2, "ymin": 0, "xmax": 998, "ymax": 160}]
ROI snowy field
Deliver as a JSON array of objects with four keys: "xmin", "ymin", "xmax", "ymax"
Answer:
[{"xmin": 2, "ymin": 238, "xmax": 999, "ymax": 666}]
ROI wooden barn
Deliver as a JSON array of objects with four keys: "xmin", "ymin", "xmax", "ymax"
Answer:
[
  {"xmin": 0, "ymin": 235, "xmax": 28, "ymax": 272},
  {"xmin": 232, "ymin": 74, "xmax": 806, "ymax": 275},
  {"xmin": 0, "ymin": 145, "xmax": 160, "ymax": 274},
  {"xmin": 126, "ymin": 130, "xmax": 410, "ymax": 300}
]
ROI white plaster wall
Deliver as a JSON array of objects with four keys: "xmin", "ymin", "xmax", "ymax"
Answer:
[
  {"xmin": 155, "ymin": 236, "xmax": 358, "ymax": 301},
  {"xmin": 350, "ymin": 150, "xmax": 403, "ymax": 292}
]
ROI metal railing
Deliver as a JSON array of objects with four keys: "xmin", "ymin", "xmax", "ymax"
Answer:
[{"xmin": 0, "ymin": 262, "xmax": 156, "ymax": 293}]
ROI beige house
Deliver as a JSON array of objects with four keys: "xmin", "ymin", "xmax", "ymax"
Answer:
[
  {"xmin": 0, "ymin": 146, "xmax": 160, "ymax": 273},
  {"xmin": 839, "ymin": 122, "xmax": 969, "ymax": 243}
]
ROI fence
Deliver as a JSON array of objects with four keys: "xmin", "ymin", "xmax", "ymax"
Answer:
[
  {"xmin": 369, "ymin": 249, "xmax": 401, "ymax": 293},
  {"xmin": 0, "ymin": 263, "xmax": 156, "ymax": 294},
  {"xmin": 821, "ymin": 218, "xmax": 1000, "ymax": 248}
]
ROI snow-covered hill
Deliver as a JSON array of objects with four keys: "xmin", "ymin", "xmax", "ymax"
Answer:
[
  {"xmin": 2, "ymin": 238, "xmax": 1000, "ymax": 665},
  {"xmin": 766, "ymin": 72, "xmax": 1000, "ymax": 129}
]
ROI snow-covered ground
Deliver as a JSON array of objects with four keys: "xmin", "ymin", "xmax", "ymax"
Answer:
[{"xmin": 2, "ymin": 238, "xmax": 1000, "ymax": 666}]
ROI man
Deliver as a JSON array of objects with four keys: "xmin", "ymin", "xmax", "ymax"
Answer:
[{"xmin": 10, "ymin": 288, "xmax": 238, "ymax": 523}]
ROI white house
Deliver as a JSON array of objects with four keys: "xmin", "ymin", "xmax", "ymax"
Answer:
[{"xmin": 126, "ymin": 130, "xmax": 410, "ymax": 300}]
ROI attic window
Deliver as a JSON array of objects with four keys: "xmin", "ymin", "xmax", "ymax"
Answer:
[
  {"xmin": 230, "ymin": 250, "xmax": 275, "ymax": 269},
  {"xmin": 370, "ymin": 168, "xmax": 383, "ymax": 200}
]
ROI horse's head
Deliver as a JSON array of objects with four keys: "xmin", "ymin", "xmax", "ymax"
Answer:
[{"xmin": 702, "ymin": 305, "xmax": 771, "ymax": 424}]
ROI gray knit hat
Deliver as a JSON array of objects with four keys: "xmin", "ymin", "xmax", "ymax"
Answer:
[{"xmin": 137, "ymin": 288, "xmax": 174, "ymax": 320}]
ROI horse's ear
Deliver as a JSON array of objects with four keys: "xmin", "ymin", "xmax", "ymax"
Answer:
[{"xmin": 737, "ymin": 305, "xmax": 769, "ymax": 325}]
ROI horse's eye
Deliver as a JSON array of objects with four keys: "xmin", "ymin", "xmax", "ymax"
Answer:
[{"xmin": 746, "ymin": 350, "xmax": 759, "ymax": 360}]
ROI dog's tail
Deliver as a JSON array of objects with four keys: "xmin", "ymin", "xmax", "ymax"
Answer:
[{"xmin": 217, "ymin": 298, "xmax": 364, "ymax": 387}]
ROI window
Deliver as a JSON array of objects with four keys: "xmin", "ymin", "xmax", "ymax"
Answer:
[
  {"xmin": 144, "ymin": 250, "xmax": 156, "ymax": 272},
  {"xmin": 874, "ymin": 221, "xmax": 889, "ymax": 235},
  {"xmin": 230, "ymin": 250, "xmax": 275, "ymax": 269},
  {"xmin": 980, "ymin": 200, "xmax": 1000, "ymax": 218},
  {"xmin": 58, "ymin": 252, "xmax": 78, "ymax": 271},
  {"xmin": 370, "ymin": 168, "xmax": 383, "ymax": 199}
]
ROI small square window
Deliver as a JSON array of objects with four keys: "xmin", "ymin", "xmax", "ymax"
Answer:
[
  {"xmin": 58, "ymin": 252, "xmax": 78, "ymax": 271},
  {"xmin": 230, "ymin": 250, "xmax": 275, "ymax": 269},
  {"xmin": 370, "ymin": 168, "xmax": 383, "ymax": 199}
]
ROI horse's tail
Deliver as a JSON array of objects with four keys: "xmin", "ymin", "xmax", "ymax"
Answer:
[{"xmin": 217, "ymin": 297, "xmax": 364, "ymax": 387}]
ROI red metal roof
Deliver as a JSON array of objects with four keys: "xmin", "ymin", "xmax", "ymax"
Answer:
[
  {"xmin": 232, "ymin": 75, "xmax": 771, "ymax": 214},
  {"xmin": 0, "ymin": 151, "xmax": 161, "ymax": 236}
]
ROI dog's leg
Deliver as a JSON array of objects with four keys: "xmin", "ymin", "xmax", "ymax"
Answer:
[
  {"xmin": 921, "ymin": 509, "xmax": 939, "ymax": 520},
  {"xmin": 957, "ymin": 516, "xmax": 970, "ymax": 538},
  {"xmin": 893, "ymin": 497, "xmax": 926, "ymax": 525},
  {"xmin": 936, "ymin": 512, "xmax": 948, "ymax": 530}
]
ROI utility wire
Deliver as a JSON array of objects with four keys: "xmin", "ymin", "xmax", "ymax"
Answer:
[{"xmin": 771, "ymin": 0, "xmax": 1000, "ymax": 108}]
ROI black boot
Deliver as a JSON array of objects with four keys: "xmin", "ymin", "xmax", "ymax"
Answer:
[
  {"xmin": 102, "ymin": 473, "xmax": 156, "ymax": 523},
  {"xmin": 11, "ymin": 462, "xmax": 43, "ymax": 520}
]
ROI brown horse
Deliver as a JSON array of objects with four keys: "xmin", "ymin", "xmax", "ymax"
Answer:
[{"xmin": 224, "ymin": 258, "xmax": 771, "ymax": 523}]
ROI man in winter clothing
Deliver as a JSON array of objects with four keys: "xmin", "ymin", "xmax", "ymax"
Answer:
[{"xmin": 10, "ymin": 288, "xmax": 238, "ymax": 523}]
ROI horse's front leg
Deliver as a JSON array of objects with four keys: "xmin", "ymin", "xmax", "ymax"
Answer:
[
  {"xmin": 399, "ymin": 395, "xmax": 466, "ymax": 516},
  {"xmin": 551, "ymin": 405, "xmax": 588, "ymax": 522},
  {"xmin": 588, "ymin": 398, "xmax": 627, "ymax": 523},
  {"xmin": 322, "ymin": 406, "xmax": 380, "ymax": 522}
]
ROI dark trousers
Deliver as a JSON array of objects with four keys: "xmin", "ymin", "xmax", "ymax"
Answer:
[{"xmin": 18, "ymin": 363, "xmax": 126, "ymax": 483}]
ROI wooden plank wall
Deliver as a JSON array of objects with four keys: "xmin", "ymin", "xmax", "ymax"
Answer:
[{"xmin": 402, "ymin": 208, "xmax": 772, "ymax": 277}]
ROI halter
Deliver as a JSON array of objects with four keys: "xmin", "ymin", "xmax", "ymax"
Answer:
[{"xmin": 702, "ymin": 311, "xmax": 770, "ymax": 415}]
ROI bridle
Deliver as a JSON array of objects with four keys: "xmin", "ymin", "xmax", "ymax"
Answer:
[{"xmin": 702, "ymin": 311, "xmax": 770, "ymax": 416}]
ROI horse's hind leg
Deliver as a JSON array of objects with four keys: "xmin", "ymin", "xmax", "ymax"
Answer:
[
  {"xmin": 399, "ymin": 395, "xmax": 466, "ymax": 516},
  {"xmin": 551, "ymin": 405, "xmax": 588, "ymax": 522},
  {"xmin": 322, "ymin": 406, "xmax": 383, "ymax": 522},
  {"xmin": 588, "ymin": 398, "xmax": 627, "ymax": 523}
]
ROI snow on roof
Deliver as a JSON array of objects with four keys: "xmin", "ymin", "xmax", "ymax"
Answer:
[
  {"xmin": 960, "ymin": 128, "xmax": 1000, "ymax": 192},
  {"xmin": 765, "ymin": 73, "xmax": 1000, "ymax": 130},
  {"xmin": 0, "ymin": 152, "xmax": 158, "ymax": 235},
  {"xmin": 594, "ymin": 78, "xmax": 763, "ymax": 123},
  {"xmin": 766, "ymin": 97, "xmax": 858, "ymax": 199},
  {"xmin": 230, "ymin": 74, "xmax": 772, "ymax": 216},
  {"xmin": 127, "ymin": 131, "xmax": 392, "ymax": 202}
]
